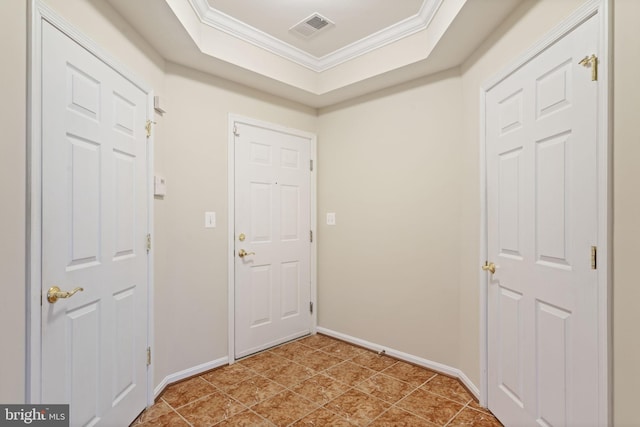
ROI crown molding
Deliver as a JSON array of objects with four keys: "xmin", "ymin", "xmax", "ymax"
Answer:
[
  {"xmin": 188, "ymin": 0, "xmax": 443, "ymax": 72},
  {"xmin": 189, "ymin": 0, "xmax": 320, "ymax": 70},
  {"xmin": 318, "ymin": 0, "xmax": 443, "ymax": 71}
]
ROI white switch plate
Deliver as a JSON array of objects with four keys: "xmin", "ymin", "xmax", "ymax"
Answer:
[
  {"xmin": 154, "ymin": 175, "xmax": 166, "ymax": 196},
  {"xmin": 326, "ymin": 212, "xmax": 336, "ymax": 226},
  {"xmin": 205, "ymin": 212, "xmax": 216, "ymax": 228}
]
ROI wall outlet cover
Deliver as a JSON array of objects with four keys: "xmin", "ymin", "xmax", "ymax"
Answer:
[{"xmin": 326, "ymin": 212, "xmax": 336, "ymax": 226}]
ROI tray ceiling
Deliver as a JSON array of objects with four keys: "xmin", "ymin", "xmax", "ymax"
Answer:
[{"xmin": 105, "ymin": 0, "xmax": 524, "ymax": 107}]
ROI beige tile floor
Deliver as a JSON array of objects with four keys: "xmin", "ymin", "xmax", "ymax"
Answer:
[{"xmin": 132, "ymin": 334, "xmax": 502, "ymax": 426}]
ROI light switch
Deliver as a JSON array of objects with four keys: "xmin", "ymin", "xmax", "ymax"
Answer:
[
  {"xmin": 326, "ymin": 212, "xmax": 336, "ymax": 226},
  {"xmin": 154, "ymin": 175, "xmax": 166, "ymax": 196},
  {"xmin": 205, "ymin": 212, "xmax": 216, "ymax": 228}
]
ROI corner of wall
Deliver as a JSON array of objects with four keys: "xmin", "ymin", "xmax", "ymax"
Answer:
[{"xmin": 0, "ymin": 0, "xmax": 27, "ymax": 404}]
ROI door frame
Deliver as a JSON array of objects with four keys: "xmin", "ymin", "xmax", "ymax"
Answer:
[
  {"xmin": 227, "ymin": 114, "xmax": 317, "ymax": 363},
  {"xmin": 27, "ymin": 0, "xmax": 155, "ymax": 406},
  {"xmin": 478, "ymin": 0, "xmax": 611, "ymax": 423}
]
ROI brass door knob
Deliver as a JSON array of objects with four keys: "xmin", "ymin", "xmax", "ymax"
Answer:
[
  {"xmin": 481, "ymin": 262, "xmax": 496, "ymax": 274},
  {"xmin": 47, "ymin": 286, "xmax": 84, "ymax": 303},
  {"xmin": 238, "ymin": 249, "xmax": 255, "ymax": 258}
]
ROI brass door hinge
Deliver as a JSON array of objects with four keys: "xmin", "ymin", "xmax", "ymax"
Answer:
[
  {"xmin": 591, "ymin": 246, "xmax": 597, "ymax": 270},
  {"xmin": 147, "ymin": 347, "xmax": 152, "ymax": 366},
  {"xmin": 146, "ymin": 234, "xmax": 151, "ymax": 253},
  {"xmin": 579, "ymin": 54, "xmax": 598, "ymax": 81}
]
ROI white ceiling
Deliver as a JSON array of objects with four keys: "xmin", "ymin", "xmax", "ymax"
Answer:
[
  {"xmin": 106, "ymin": 0, "xmax": 524, "ymax": 108},
  {"xmin": 206, "ymin": 0, "xmax": 425, "ymax": 58}
]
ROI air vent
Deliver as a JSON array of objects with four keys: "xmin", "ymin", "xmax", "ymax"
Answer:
[{"xmin": 290, "ymin": 13, "xmax": 334, "ymax": 38}]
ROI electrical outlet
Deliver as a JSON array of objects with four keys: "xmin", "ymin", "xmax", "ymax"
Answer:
[{"xmin": 326, "ymin": 212, "xmax": 336, "ymax": 226}]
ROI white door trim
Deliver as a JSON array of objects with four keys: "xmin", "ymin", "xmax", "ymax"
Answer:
[
  {"xmin": 478, "ymin": 0, "xmax": 611, "ymax": 424},
  {"xmin": 227, "ymin": 114, "xmax": 317, "ymax": 363},
  {"xmin": 27, "ymin": 0, "xmax": 155, "ymax": 406}
]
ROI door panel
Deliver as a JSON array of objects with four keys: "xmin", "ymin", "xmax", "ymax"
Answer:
[
  {"xmin": 498, "ymin": 147, "xmax": 523, "ymax": 259},
  {"xmin": 281, "ymin": 261, "xmax": 301, "ymax": 318},
  {"xmin": 41, "ymin": 21, "xmax": 149, "ymax": 426},
  {"xmin": 249, "ymin": 265, "xmax": 273, "ymax": 327},
  {"xmin": 281, "ymin": 185, "xmax": 301, "ymax": 240},
  {"xmin": 235, "ymin": 122, "xmax": 312, "ymax": 359},
  {"xmin": 67, "ymin": 303, "xmax": 100, "ymax": 425},
  {"xmin": 486, "ymin": 14, "xmax": 600, "ymax": 426},
  {"xmin": 536, "ymin": 301, "xmax": 570, "ymax": 427},
  {"xmin": 536, "ymin": 132, "xmax": 571, "ymax": 267},
  {"xmin": 497, "ymin": 286, "xmax": 524, "ymax": 407}
]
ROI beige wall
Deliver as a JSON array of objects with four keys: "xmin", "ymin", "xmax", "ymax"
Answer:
[
  {"xmin": 0, "ymin": 0, "xmax": 27, "ymax": 404},
  {"xmin": 155, "ymin": 63, "xmax": 317, "ymax": 379},
  {"xmin": 612, "ymin": 1, "xmax": 640, "ymax": 425},
  {"xmin": 317, "ymin": 70, "xmax": 464, "ymax": 367},
  {"xmin": 3, "ymin": 0, "xmax": 639, "ymax": 424}
]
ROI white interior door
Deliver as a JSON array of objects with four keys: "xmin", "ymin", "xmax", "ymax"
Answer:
[
  {"xmin": 485, "ymin": 14, "xmax": 601, "ymax": 427},
  {"xmin": 41, "ymin": 21, "xmax": 149, "ymax": 426},
  {"xmin": 234, "ymin": 121, "xmax": 312, "ymax": 359}
]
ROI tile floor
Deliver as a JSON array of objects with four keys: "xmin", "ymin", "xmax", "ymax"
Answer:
[{"xmin": 132, "ymin": 334, "xmax": 502, "ymax": 426}]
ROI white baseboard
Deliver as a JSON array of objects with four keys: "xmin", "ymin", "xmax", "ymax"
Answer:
[
  {"xmin": 153, "ymin": 356, "xmax": 229, "ymax": 399},
  {"xmin": 316, "ymin": 327, "xmax": 480, "ymax": 399},
  {"xmin": 152, "ymin": 330, "xmax": 481, "ymax": 402}
]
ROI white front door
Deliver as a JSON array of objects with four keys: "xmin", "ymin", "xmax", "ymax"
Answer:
[
  {"xmin": 234, "ymin": 121, "xmax": 312, "ymax": 359},
  {"xmin": 41, "ymin": 21, "xmax": 149, "ymax": 426},
  {"xmin": 485, "ymin": 14, "xmax": 601, "ymax": 426}
]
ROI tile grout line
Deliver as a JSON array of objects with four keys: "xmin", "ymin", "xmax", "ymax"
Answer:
[
  {"xmin": 263, "ymin": 339, "xmax": 383, "ymax": 425},
  {"xmin": 231, "ymin": 348, "xmax": 325, "ymax": 426},
  {"xmin": 169, "ymin": 374, "xmax": 259, "ymax": 425},
  {"xmin": 282, "ymin": 339, "xmax": 415, "ymax": 426},
  {"xmin": 443, "ymin": 403, "xmax": 468, "ymax": 427},
  {"xmin": 386, "ymin": 382, "xmax": 434, "ymax": 425},
  {"xmin": 169, "ymin": 404, "xmax": 193, "ymax": 427}
]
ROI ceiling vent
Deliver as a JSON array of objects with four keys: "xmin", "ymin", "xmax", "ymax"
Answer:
[{"xmin": 290, "ymin": 13, "xmax": 334, "ymax": 38}]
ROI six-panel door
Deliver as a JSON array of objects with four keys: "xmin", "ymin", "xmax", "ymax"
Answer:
[
  {"xmin": 485, "ymin": 14, "xmax": 600, "ymax": 427},
  {"xmin": 41, "ymin": 21, "xmax": 149, "ymax": 426},
  {"xmin": 234, "ymin": 122, "xmax": 312, "ymax": 359}
]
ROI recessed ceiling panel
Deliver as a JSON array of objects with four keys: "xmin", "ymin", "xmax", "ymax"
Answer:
[{"xmin": 207, "ymin": 0, "xmax": 424, "ymax": 57}]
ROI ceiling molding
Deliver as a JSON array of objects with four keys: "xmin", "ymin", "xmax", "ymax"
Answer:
[
  {"xmin": 189, "ymin": 0, "xmax": 320, "ymax": 70},
  {"xmin": 318, "ymin": 0, "xmax": 443, "ymax": 71},
  {"xmin": 188, "ymin": 0, "xmax": 443, "ymax": 72}
]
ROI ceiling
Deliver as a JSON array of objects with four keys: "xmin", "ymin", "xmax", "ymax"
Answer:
[
  {"xmin": 106, "ymin": 0, "xmax": 524, "ymax": 108},
  {"xmin": 206, "ymin": 0, "xmax": 425, "ymax": 58}
]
